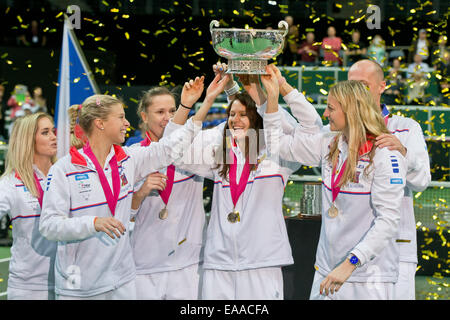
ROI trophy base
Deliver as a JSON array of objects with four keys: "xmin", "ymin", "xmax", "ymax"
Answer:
[{"xmin": 226, "ymin": 59, "xmax": 268, "ymax": 74}]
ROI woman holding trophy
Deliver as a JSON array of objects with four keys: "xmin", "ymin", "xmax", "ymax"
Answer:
[
  {"xmin": 261, "ymin": 65, "xmax": 406, "ymax": 300},
  {"xmin": 168, "ymin": 67, "xmax": 304, "ymax": 299}
]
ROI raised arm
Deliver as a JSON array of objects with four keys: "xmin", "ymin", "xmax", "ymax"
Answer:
[
  {"xmin": 137, "ymin": 73, "xmax": 231, "ymax": 181},
  {"xmin": 213, "ymin": 62, "xmax": 239, "ymax": 102},
  {"xmin": 261, "ymin": 66, "xmax": 324, "ymax": 167},
  {"xmin": 172, "ymin": 75, "xmax": 205, "ymax": 125},
  {"xmin": 237, "ymin": 71, "xmax": 299, "ymax": 135},
  {"xmin": 193, "ymin": 73, "xmax": 232, "ymax": 124},
  {"xmin": 268, "ymin": 64, "xmax": 323, "ymax": 133}
]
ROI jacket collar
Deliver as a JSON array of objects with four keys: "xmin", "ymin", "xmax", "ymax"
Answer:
[
  {"xmin": 14, "ymin": 165, "xmax": 45, "ymax": 181},
  {"xmin": 70, "ymin": 144, "xmax": 128, "ymax": 167},
  {"xmin": 336, "ymin": 134, "xmax": 374, "ymax": 158}
]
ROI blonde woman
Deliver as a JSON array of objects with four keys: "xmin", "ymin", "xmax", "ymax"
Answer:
[
  {"xmin": 67, "ymin": 104, "xmax": 87, "ymax": 149},
  {"xmin": 39, "ymin": 75, "xmax": 228, "ymax": 300},
  {"xmin": 262, "ymin": 72, "xmax": 406, "ymax": 300},
  {"xmin": 0, "ymin": 113, "xmax": 57, "ymax": 299}
]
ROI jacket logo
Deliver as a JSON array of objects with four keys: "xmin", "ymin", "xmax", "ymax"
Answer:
[
  {"xmin": 390, "ymin": 178, "xmax": 403, "ymax": 184},
  {"xmin": 75, "ymin": 173, "xmax": 89, "ymax": 181},
  {"xmin": 120, "ymin": 173, "xmax": 128, "ymax": 186},
  {"xmin": 390, "ymin": 156, "xmax": 400, "ymax": 173}
]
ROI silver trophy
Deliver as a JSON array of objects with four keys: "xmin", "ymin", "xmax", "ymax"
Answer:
[{"xmin": 210, "ymin": 20, "xmax": 289, "ymax": 74}]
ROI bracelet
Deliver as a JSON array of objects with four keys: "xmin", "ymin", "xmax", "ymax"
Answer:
[
  {"xmin": 224, "ymin": 81, "xmax": 240, "ymax": 96},
  {"xmin": 180, "ymin": 102, "xmax": 193, "ymax": 110},
  {"xmin": 278, "ymin": 77, "xmax": 286, "ymax": 86}
]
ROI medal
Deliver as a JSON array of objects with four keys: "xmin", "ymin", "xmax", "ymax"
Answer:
[
  {"xmin": 328, "ymin": 203, "xmax": 339, "ymax": 218},
  {"xmin": 159, "ymin": 207, "xmax": 168, "ymax": 220},
  {"xmin": 329, "ymin": 156, "xmax": 346, "ymax": 219},
  {"xmin": 328, "ymin": 136, "xmax": 375, "ymax": 219},
  {"xmin": 227, "ymin": 145, "xmax": 251, "ymax": 223},
  {"xmin": 227, "ymin": 210, "xmax": 240, "ymax": 223},
  {"xmin": 142, "ymin": 133, "xmax": 176, "ymax": 221}
]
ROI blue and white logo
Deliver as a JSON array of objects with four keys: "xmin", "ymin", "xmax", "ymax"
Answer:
[
  {"xmin": 390, "ymin": 178, "xmax": 403, "ymax": 185},
  {"xmin": 75, "ymin": 173, "xmax": 89, "ymax": 181}
]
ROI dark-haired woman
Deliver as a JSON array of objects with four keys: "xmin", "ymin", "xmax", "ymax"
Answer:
[{"xmin": 173, "ymin": 87, "xmax": 300, "ymax": 299}]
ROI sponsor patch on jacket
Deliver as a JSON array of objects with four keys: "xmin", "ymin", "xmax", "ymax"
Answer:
[
  {"xmin": 75, "ymin": 173, "xmax": 89, "ymax": 181},
  {"xmin": 390, "ymin": 156, "xmax": 400, "ymax": 173},
  {"xmin": 120, "ymin": 173, "xmax": 128, "ymax": 186},
  {"xmin": 390, "ymin": 178, "xmax": 403, "ymax": 184}
]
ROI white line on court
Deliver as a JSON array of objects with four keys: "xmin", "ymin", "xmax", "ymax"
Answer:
[{"xmin": 0, "ymin": 257, "xmax": 11, "ymax": 263}]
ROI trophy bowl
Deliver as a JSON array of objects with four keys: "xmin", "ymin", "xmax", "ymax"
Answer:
[{"xmin": 210, "ymin": 20, "xmax": 289, "ymax": 74}]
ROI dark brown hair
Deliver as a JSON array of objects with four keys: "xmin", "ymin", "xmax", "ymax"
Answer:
[{"xmin": 217, "ymin": 92, "xmax": 264, "ymax": 180}]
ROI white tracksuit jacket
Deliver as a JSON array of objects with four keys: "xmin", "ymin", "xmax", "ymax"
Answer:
[
  {"xmin": 166, "ymin": 89, "xmax": 321, "ymax": 272},
  {"xmin": 178, "ymin": 139, "xmax": 299, "ymax": 271},
  {"xmin": 39, "ymin": 118, "xmax": 200, "ymax": 297},
  {"xmin": 264, "ymin": 110, "xmax": 407, "ymax": 282},
  {"xmin": 383, "ymin": 113, "xmax": 431, "ymax": 264},
  {"xmin": 0, "ymin": 167, "xmax": 57, "ymax": 291},
  {"xmin": 287, "ymin": 99, "xmax": 431, "ymax": 265},
  {"xmin": 129, "ymin": 149, "xmax": 206, "ymax": 275}
]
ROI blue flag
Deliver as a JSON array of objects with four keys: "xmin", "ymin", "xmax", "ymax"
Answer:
[{"xmin": 55, "ymin": 18, "xmax": 99, "ymax": 158}]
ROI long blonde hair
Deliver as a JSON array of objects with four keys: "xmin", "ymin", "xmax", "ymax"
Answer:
[
  {"xmin": 327, "ymin": 80, "xmax": 390, "ymax": 187},
  {"xmin": 3, "ymin": 113, "xmax": 56, "ymax": 198}
]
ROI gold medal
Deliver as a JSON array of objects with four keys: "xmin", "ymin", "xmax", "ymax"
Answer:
[
  {"xmin": 227, "ymin": 211, "xmax": 240, "ymax": 223},
  {"xmin": 328, "ymin": 203, "xmax": 339, "ymax": 218},
  {"xmin": 159, "ymin": 207, "xmax": 168, "ymax": 220}
]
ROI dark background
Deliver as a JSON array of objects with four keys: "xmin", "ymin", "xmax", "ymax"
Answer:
[{"xmin": 0, "ymin": 0, "xmax": 448, "ymax": 113}]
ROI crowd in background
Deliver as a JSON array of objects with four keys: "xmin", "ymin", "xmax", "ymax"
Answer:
[
  {"xmin": 278, "ymin": 16, "xmax": 449, "ymax": 106},
  {"xmin": 0, "ymin": 84, "xmax": 48, "ymax": 142},
  {"xmin": 0, "ymin": 17, "xmax": 448, "ymax": 145}
]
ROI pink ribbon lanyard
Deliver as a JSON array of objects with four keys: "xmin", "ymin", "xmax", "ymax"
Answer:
[
  {"xmin": 141, "ymin": 133, "xmax": 175, "ymax": 206},
  {"xmin": 330, "ymin": 138, "xmax": 374, "ymax": 202},
  {"xmin": 228, "ymin": 147, "xmax": 251, "ymax": 208},
  {"xmin": 83, "ymin": 143, "xmax": 121, "ymax": 216},
  {"xmin": 159, "ymin": 165, "xmax": 175, "ymax": 205},
  {"xmin": 33, "ymin": 172, "xmax": 44, "ymax": 209},
  {"xmin": 330, "ymin": 159, "xmax": 347, "ymax": 202}
]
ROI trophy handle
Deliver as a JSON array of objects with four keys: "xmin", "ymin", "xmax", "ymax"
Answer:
[
  {"xmin": 210, "ymin": 20, "xmax": 220, "ymax": 33},
  {"xmin": 278, "ymin": 21, "xmax": 289, "ymax": 37}
]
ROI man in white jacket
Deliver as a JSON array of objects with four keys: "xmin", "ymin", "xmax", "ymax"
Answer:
[{"xmin": 348, "ymin": 59, "xmax": 431, "ymax": 299}]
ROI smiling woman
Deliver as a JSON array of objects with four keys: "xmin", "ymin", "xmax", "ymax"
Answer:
[
  {"xmin": 0, "ymin": 112, "xmax": 58, "ymax": 300},
  {"xmin": 38, "ymin": 87, "xmax": 219, "ymax": 300}
]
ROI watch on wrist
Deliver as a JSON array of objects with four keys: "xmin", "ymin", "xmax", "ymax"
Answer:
[{"xmin": 347, "ymin": 254, "xmax": 361, "ymax": 268}]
